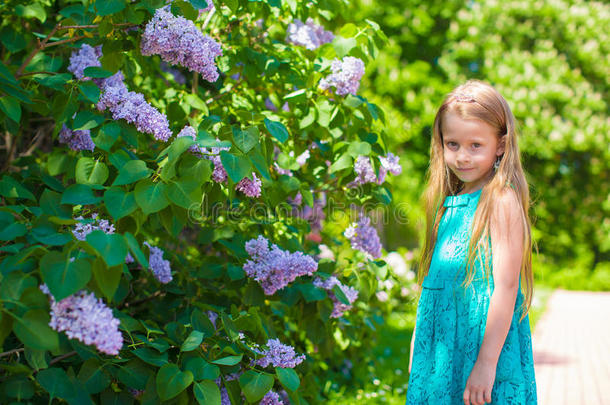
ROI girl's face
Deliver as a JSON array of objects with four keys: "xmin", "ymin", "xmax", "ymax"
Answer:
[{"xmin": 441, "ymin": 111, "xmax": 505, "ymax": 194}]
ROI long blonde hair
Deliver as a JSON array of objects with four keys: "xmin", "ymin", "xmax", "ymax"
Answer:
[{"xmin": 418, "ymin": 79, "xmax": 534, "ymax": 321}]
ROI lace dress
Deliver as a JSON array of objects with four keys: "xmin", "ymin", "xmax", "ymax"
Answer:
[{"xmin": 405, "ymin": 188, "xmax": 537, "ymax": 404}]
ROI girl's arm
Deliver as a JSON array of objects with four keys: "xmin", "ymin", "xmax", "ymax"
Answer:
[
  {"xmin": 408, "ymin": 322, "xmax": 416, "ymax": 373},
  {"xmin": 463, "ymin": 188, "xmax": 524, "ymax": 405}
]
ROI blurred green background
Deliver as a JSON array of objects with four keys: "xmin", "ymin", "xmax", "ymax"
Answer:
[{"xmin": 328, "ymin": 0, "xmax": 608, "ymax": 402}]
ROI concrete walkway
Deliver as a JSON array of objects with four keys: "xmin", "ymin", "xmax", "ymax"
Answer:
[{"xmin": 532, "ymin": 290, "xmax": 610, "ymax": 405}]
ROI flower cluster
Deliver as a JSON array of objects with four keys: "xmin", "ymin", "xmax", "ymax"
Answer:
[
  {"xmin": 243, "ymin": 235, "xmax": 318, "ymax": 295},
  {"xmin": 97, "ymin": 71, "xmax": 172, "ymax": 142},
  {"xmin": 344, "ymin": 214, "xmax": 382, "ymax": 259},
  {"xmin": 144, "ymin": 242, "xmax": 172, "ymax": 284},
  {"xmin": 67, "ymin": 44, "xmax": 102, "ymax": 80},
  {"xmin": 377, "ymin": 152, "xmax": 402, "ymax": 184},
  {"xmin": 141, "ymin": 8, "xmax": 222, "ymax": 82},
  {"xmin": 255, "ymin": 338, "xmax": 306, "ymax": 368},
  {"xmin": 40, "ymin": 284, "xmax": 123, "ymax": 355},
  {"xmin": 58, "ymin": 124, "xmax": 95, "ymax": 152},
  {"xmin": 177, "ymin": 125, "xmax": 207, "ymax": 155},
  {"xmin": 235, "ymin": 173, "xmax": 262, "ymax": 198},
  {"xmin": 313, "ymin": 276, "xmax": 359, "ymax": 318},
  {"xmin": 286, "ymin": 18, "xmax": 334, "ymax": 50},
  {"xmin": 319, "ymin": 56, "xmax": 365, "ymax": 96},
  {"xmin": 260, "ymin": 391, "xmax": 284, "ymax": 405}
]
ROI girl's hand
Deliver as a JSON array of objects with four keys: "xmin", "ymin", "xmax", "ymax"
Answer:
[{"xmin": 462, "ymin": 359, "xmax": 496, "ymax": 405}]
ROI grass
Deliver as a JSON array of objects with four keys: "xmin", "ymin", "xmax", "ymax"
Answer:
[{"xmin": 326, "ymin": 285, "xmax": 555, "ymax": 404}]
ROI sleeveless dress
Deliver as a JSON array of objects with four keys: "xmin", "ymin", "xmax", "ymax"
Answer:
[{"xmin": 405, "ymin": 188, "xmax": 537, "ymax": 404}]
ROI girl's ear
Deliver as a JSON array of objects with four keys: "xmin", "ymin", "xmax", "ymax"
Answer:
[{"xmin": 496, "ymin": 134, "xmax": 507, "ymax": 156}]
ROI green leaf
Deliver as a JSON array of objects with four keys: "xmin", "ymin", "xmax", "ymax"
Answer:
[
  {"xmin": 233, "ymin": 126, "xmax": 259, "ymax": 153},
  {"xmin": 124, "ymin": 232, "xmax": 148, "ymax": 268},
  {"xmin": 184, "ymin": 93, "xmax": 209, "ymax": 114},
  {"xmin": 332, "ymin": 284, "xmax": 350, "ymax": 305},
  {"xmin": 0, "ymin": 175, "xmax": 35, "ymax": 200},
  {"xmin": 15, "ymin": 3, "xmax": 47, "ymax": 23},
  {"xmin": 156, "ymin": 364, "xmax": 194, "ymax": 401},
  {"xmin": 76, "ymin": 157, "xmax": 109, "ymax": 185},
  {"xmin": 0, "ymin": 96, "xmax": 21, "ymax": 122},
  {"xmin": 239, "ymin": 370, "xmax": 274, "ymax": 402},
  {"xmin": 183, "ymin": 357, "xmax": 219, "ymax": 381},
  {"xmin": 134, "ymin": 179, "xmax": 169, "ymax": 214},
  {"xmin": 247, "ymin": 147, "xmax": 271, "ymax": 180},
  {"xmin": 193, "ymin": 380, "xmax": 221, "ymax": 405},
  {"xmin": 13, "ymin": 310, "xmax": 59, "ymax": 351},
  {"xmin": 333, "ymin": 36, "xmax": 357, "ymax": 57},
  {"xmin": 347, "ymin": 141, "xmax": 371, "ymax": 157},
  {"xmin": 0, "ymin": 222, "xmax": 27, "ymax": 241},
  {"xmin": 91, "ymin": 258, "xmax": 122, "ymax": 301},
  {"xmin": 264, "ymin": 118, "xmax": 289, "ymax": 143},
  {"xmin": 372, "ymin": 186, "xmax": 392, "ymax": 204},
  {"xmin": 95, "ymin": 0, "xmax": 126, "ymax": 16},
  {"xmin": 133, "ymin": 347, "xmax": 169, "ymax": 367},
  {"xmin": 112, "ymin": 159, "xmax": 152, "ymax": 186},
  {"xmin": 37, "ymin": 368, "xmax": 75, "ymax": 401},
  {"xmin": 219, "ymin": 151, "xmax": 251, "ymax": 183},
  {"xmin": 277, "ymin": 367, "xmax": 300, "ymax": 392},
  {"xmin": 40, "ymin": 251, "xmax": 92, "ymax": 301},
  {"xmin": 86, "ymin": 230, "xmax": 128, "ymax": 267},
  {"xmin": 329, "ymin": 153, "xmax": 353, "ymax": 173},
  {"xmin": 224, "ymin": 0, "xmax": 238, "ymax": 12},
  {"xmin": 40, "ymin": 189, "xmax": 72, "ymax": 218},
  {"xmin": 77, "ymin": 359, "xmax": 110, "ymax": 394},
  {"xmin": 190, "ymin": 309, "xmax": 215, "ymax": 337},
  {"xmin": 166, "ymin": 179, "xmax": 199, "ymax": 209},
  {"xmin": 283, "ymin": 89, "xmax": 306, "ymax": 101},
  {"xmin": 104, "ymin": 187, "xmax": 137, "ymax": 220},
  {"xmin": 211, "ymin": 355, "xmax": 242, "ymax": 366},
  {"xmin": 79, "ymin": 82, "xmax": 101, "ymax": 103},
  {"xmin": 181, "ymin": 330, "xmax": 204, "ymax": 351},
  {"xmin": 24, "ymin": 347, "xmax": 49, "ymax": 371},
  {"xmin": 73, "ymin": 111, "xmax": 105, "ymax": 130},
  {"xmin": 61, "ymin": 184, "xmax": 102, "ymax": 205}
]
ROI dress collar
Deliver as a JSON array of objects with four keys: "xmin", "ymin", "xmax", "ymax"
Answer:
[{"xmin": 443, "ymin": 188, "xmax": 483, "ymax": 207}]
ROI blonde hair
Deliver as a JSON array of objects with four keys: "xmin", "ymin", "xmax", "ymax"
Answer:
[{"xmin": 417, "ymin": 79, "xmax": 534, "ymax": 321}]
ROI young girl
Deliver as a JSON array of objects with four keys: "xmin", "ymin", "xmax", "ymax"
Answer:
[{"xmin": 405, "ymin": 80, "xmax": 537, "ymax": 405}]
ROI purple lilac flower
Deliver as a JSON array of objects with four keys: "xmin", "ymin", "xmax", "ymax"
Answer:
[
  {"xmin": 319, "ymin": 56, "xmax": 365, "ymax": 96},
  {"xmin": 141, "ymin": 8, "xmax": 222, "ymax": 82},
  {"xmin": 243, "ymin": 235, "xmax": 318, "ymax": 295},
  {"xmin": 344, "ymin": 214, "xmax": 382, "ymax": 259},
  {"xmin": 125, "ymin": 252, "xmax": 135, "ymax": 264},
  {"xmin": 40, "ymin": 284, "xmax": 123, "ymax": 355},
  {"xmin": 73, "ymin": 214, "xmax": 134, "ymax": 263},
  {"xmin": 58, "ymin": 124, "xmax": 96, "ymax": 152},
  {"xmin": 207, "ymin": 310, "xmax": 218, "ymax": 328},
  {"xmin": 346, "ymin": 155, "xmax": 377, "ymax": 187},
  {"xmin": 67, "ymin": 44, "xmax": 102, "ymax": 80},
  {"xmin": 286, "ymin": 18, "xmax": 334, "ymax": 51},
  {"xmin": 97, "ymin": 72, "xmax": 172, "ymax": 142},
  {"xmin": 295, "ymin": 149, "xmax": 310, "ymax": 166},
  {"xmin": 264, "ymin": 97, "xmax": 277, "ymax": 111},
  {"xmin": 235, "ymin": 172, "xmax": 262, "ymax": 198},
  {"xmin": 255, "ymin": 338, "xmax": 305, "ymax": 368},
  {"xmin": 144, "ymin": 242, "xmax": 172, "ymax": 283},
  {"xmin": 287, "ymin": 191, "xmax": 303, "ymax": 207},
  {"xmin": 260, "ymin": 391, "xmax": 284, "ymax": 405},
  {"xmin": 376, "ymin": 152, "xmax": 402, "ymax": 184},
  {"xmin": 313, "ymin": 276, "xmax": 359, "ymax": 318},
  {"xmin": 209, "ymin": 155, "xmax": 228, "ymax": 182}
]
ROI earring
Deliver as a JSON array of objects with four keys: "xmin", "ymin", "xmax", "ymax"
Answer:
[{"xmin": 493, "ymin": 156, "xmax": 501, "ymax": 171}]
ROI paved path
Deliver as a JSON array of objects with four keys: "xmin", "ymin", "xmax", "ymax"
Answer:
[{"xmin": 532, "ymin": 289, "xmax": 610, "ymax": 405}]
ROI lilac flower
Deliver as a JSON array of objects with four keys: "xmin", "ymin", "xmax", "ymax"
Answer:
[
  {"xmin": 344, "ymin": 214, "xmax": 382, "ymax": 259},
  {"xmin": 260, "ymin": 391, "xmax": 284, "ymax": 405},
  {"xmin": 207, "ymin": 310, "xmax": 218, "ymax": 328},
  {"xmin": 67, "ymin": 44, "xmax": 102, "ymax": 80},
  {"xmin": 141, "ymin": 8, "xmax": 222, "ymax": 82},
  {"xmin": 313, "ymin": 276, "xmax": 359, "ymax": 318},
  {"xmin": 346, "ymin": 155, "xmax": 377, "ymax": 187},
  {"xmin": 286, "ymin": 18, "xmax": 334, "ymax": 50},
  {"xmin": 97, "ymin": 72, "xmax": 172, "ymax": 142},
  {"xmin": 319, "ymin": 56, "xmax": 365, "ymax": 96},
  {"xmin": 243, "ymin": 235, "xmax": 318, "ymax": 295},
  {"xmin": 235, "ymin": 172, "xmax": 262, "ymax": 198},
  {"xmin": 144, "ymin": 242, "xmax": 172, "ymax": 283},
  {"xmin": 40, "ymin": 284, "xmax": 123, "ymax": 355},
  {"xmin": 255, "ymin": 338, "xmax": 305, "ymax": 368},
  {"xmin": 264, "ymin": 97, "xmax": 278, "ymax": 111},
  {"xmin": 200, "ymin": 0, "xmax": 215, "ymax": 12},
  {"xmin": 125, "ymin": 252, "xmax": 135, "ymax": 264},
  {"xmin": 287, "ymin": 191, "xmax": 302, "ymax": 207},
  {"xmin": 376, "ymin": 152, "xmax": 402, "ymax": 184},
  {"xmin": 273, "ymin": 162, "xmax": 292, "ymax": 176},
  {"xmin": 300, "ymin": 194, "xmax": 326, "ymax": 232},
  {"xmin": 58, "ymin": 124, "xmax": 96, "ymax": 152},
  {"xmin": 72, "ymin": 213, "xmax": 115, "ymax": 241},
  {"xmin": 209, "ymin": 155, "xmax": 228, "ymax": 183},
  {"xmin": 295, "ymin": 149, "xmax": 310, "ymax": 166}
]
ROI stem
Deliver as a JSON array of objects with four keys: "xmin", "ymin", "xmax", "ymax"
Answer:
[
  {"xmin": 202, "ymin": 8, "xmax": 216, "ymax": 32},
  {"xmin": 16, "ymin": 22, "xmax": 61, "ymax": 77},
  {"xmin": 18, "ymin": 71, "xmax": 57, "ymax": 77},
  {"xmin": 0, "ymin": 347, "xmax": 24, "ymax": 358},
  {"xmin": 44, "ymin": 35, "xmax": 87, "ymax": 49},
  {"xmin": 48, "ymin": 351, "xmax": 77, "ymax": 366}
]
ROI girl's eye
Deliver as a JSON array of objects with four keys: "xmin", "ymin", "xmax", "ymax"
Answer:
[
  {"xmin": 447, "ymin": 142, "xmax": 457, "ymax": 148},
  {"xmin": 473, "ymin": 143, "xmax": 481, "ymax": 148}
]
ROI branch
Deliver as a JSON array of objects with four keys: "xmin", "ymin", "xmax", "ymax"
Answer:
[
  {"xmin": 202, "ymin": 8, "xmax": 216, "ymax": 32},
  {"xmin": 16, "ymin": 22, "xmax": 61, "ymax": 77},
  {"xmin": 0, "ymin": 347, "xmax": 24, "ymax": 358},
  {"xmin": 49, "ymin": 351, "xmax": 77, "ymax": 366}
]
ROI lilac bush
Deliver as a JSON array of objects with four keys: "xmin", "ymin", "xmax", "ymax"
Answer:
[
  {"xmin": 286, "ymin": 18, "xmax": 335, "ymax": 50},
  {"xmin": 58, "ymin": 124, "xmax": 95, "ymax": 151},
  {"xmin": 255, "ymin": 338, "xmax": 306, "ymax": 368},
  {"xmin": 67, "ymin": 44, "xmax": 102, "ymax": 80},
  {"xmin": 319, "ymin": 56, "xmax": 365, "ymax": 96}
]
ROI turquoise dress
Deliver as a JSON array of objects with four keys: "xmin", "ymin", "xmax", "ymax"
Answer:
[{"xmin": 406, "ymin": 188, "xmax": 537, "ymax": 404}]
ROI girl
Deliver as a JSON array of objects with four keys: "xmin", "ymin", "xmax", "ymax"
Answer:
[{"xmin": 405, "ymin": 80, "xmax": 537, "ymax": 405}]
